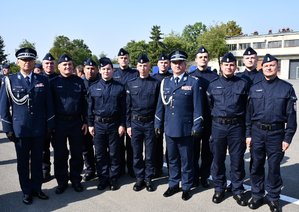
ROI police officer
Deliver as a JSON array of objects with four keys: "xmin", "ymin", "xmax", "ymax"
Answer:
[
  {"xmin": 51, "ymin": 54, "xmax": 87, "ymax": 194},
  {"xmin": 246, "ymin": 54, "xmax": 297, "ymax": 212},
  {"xmin": 155, "ymin": 50, "xmax": 204, "ymax": 201},
  {"xmin": 113, "ymin": 48, "xmax": 139, "ymax": 177},
  {"xmin": 82, "ymin": 58, "xmax": 99, "ymax": 181},
  {"xmin": 88, "ymin": 57, "xmax": 126, "ymax": 191},
  {"xmin": 126, "ymin": 54, "xmax": 160, "ymax": 192},
  {"xmin": 189, "ymin": 46, "xmax": 218, "ymax": 188},
  {"xmin": 0, "ymin": 63, "xmax": 10, "ymax": 90},
  {"xmin": 151, "ymin": 53, "xmax": 172, "ymax": 177},
  {"xmin": 235, "ymin": 47, "xmax": 263, "ymax": 86},
  {"xmin": 34, "ymin": 63, "xmax": 43, "ymax": 74},
  {"xmin": 41, "ymin": 52, "xmax": 59, "ymax": 182},
  {"xmin": 0, "ymin": 47, "xmax": 54, "ymax": 204},
  {"xmin": 207, "ymin": 52, "xmax": 248, "ymax": 206}
]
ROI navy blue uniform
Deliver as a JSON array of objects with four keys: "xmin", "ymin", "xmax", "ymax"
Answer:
[
  {"xmin": 88, "ymin": 78, "xmax": 126, "ymax": 184},
  {"xmin": 113, "ymin": 66, "xmax": 138, "ymax": 176},
  {"xmin": 246, "ymin": 77, "xmax": 297, "ymax": 202},
  {"xmin": 207, "ymin": 76, "xmax": 248, "ymax": 195},
  {"xmin": 82, "ymin": 76, "xmax": 99, "ymax": 177},
  {"xmin": 41, "ymin": 72, "xmax": 59, "ymax": 178},
  {"xmin": 189, "ymin": 67, "xmax": 218, "ymax": 185},
  {"xmin": 235, "ymin": 68, "xmax": 264, "ymax": 87},
  {"xmin": 155, "ymin": 73, "xmax": 204, "ymax": 191},
  {"xmin": 0, "ymin": 72, "xmax": 54, "ymax": 195},
  {"xmin": 126, "ymin": 76, "xmax": 160, "ymax": 182},
  {"xmin": 50, "ymin": 75, "xmax": 87, "ymax": 187},
  {"xmin": 151, "ymin": 71, "xmax": 172, "ymax": 174}
]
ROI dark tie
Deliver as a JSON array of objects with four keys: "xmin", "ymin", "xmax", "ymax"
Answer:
[
  {"xmin": 25, "ymin": 76, "xmax": 30, "ymax": 86},
  {"xmin": 175, "ymin": 77, "xmax": 179, "ymax": 85}
]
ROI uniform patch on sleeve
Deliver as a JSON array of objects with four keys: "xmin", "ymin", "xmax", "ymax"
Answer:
[{"xmin": 294, "ymin": 102, "xmax": 297, "ymax": 111}]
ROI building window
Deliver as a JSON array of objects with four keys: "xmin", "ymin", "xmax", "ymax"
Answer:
[
  {"xmin": 227, "ymin": 44, "xmax": 237, "ymax": 51},
  {"xmin": 239, "ymin": 43, "xmax": 250, "ymax": 50},
  {"xmin": 268, "ymin": 40, "xmax": 282, "ymax": 48},
  {"xmin": 253, "ymin": 42, "xmax": 266, "ymax": 49},
  {"xmin": 237, "ymin": 59, "xmax": 243, "ymax": 67},
  {"xmin": 285, "ymin": 39, "xmax": 299, "ymax": 47}
]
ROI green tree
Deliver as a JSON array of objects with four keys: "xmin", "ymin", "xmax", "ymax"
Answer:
[
  {"xmin": 50, "ymin": 35, "xmax": 92, "ymax": 67},
  {"xmin": 125, "ymin": 40, "xmax": 149, "ymax": 67},
  {"xmin": 0, "ymin": 36, "xmax": 8, "ymax": 64},
  {"xmin": 148, "ymin": 25, "xmax": 167, "ymax": 64},
  {"xmin": 198, "ymin": 21, "xmax": 242, "ymax": 68},
  {"xmin": 182, "ymin": 22, "xmax": 207, "ymax": 57},
  {"xmin": 163, "ymin": 32, "xmax": 189, "ymax": 58},
  {"xmin": 19, "ymin": 39, "xmax": 36, "ymax": 50}
]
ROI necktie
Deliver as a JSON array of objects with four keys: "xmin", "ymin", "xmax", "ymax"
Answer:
[
  {"xmin": 25, "ymin": 76, "xmax": 30, "ymax": 86},
  {"xmin": 175, "ymin": 77, "xmax": 179, "ymax": 85}
]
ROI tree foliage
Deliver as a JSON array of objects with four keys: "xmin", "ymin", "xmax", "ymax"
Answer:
[
  {"xmin": 148, "ymin": 25, "xmax": 167, "ymax": 64},
  {"xmin": 49, "ymin": 35, "xmax": 92, "ymax": 67},
  {"xmin": 163, "ymin": 32, "xmax": 188, "ymax": 56},
  {"xmin": 0, "ymin": 36, "xmax": 8, "ymax": 64},
  {"xmin": 125, "ymin": 40, "xmax": 149, "ymax": 67}
]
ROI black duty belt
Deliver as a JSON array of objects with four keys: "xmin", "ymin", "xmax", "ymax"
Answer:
[
  {"xmin": 132, "ymin": 115, "xmax": 153, "ymax": 122},
  {"xmin": 95, "ymin": 115, "xmax": 116, "ymax": 123},
  {"xmin": 57, "ymin": 114, "xmax": 81, "ymax": 121},
  {"xmin": 253, "ymin": 122, "xmax": 284, "ymax": 131},
  {"xmin": 213, "ymin": 117, "xmax": 243, "ymax": 125}
]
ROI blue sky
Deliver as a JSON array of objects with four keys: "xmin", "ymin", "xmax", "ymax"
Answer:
[{"xmin": 2, "ymin": 0, "xmax": 299, "ymax": 62}]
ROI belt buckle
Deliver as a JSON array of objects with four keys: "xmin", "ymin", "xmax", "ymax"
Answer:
[{"xmin": 261, "ymin": 124, "xmax": 271, "ymax": 130}]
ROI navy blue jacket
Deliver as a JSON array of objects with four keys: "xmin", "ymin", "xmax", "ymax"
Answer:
[
  {"xmin": 246, "ymin": 77, "xmax": 297, "ymax": 143},
  {"xmin": 126, "ymin": 76, "xmax": 160, "ymax": 127},
  {"xmin": 0, "ymin": 72, "xmax": 55, "ymax": 137},
  {"xmin": 207, "ymin": 75, "xmax": 248, "ymax": 118},
  {"xmin": 155, "ymin": 73, "xmax": 204, "ymax": 137},
  {"xmin": 113, "ymin": 66, "xmax": 138, "ymax": 85},
  {"xmin": 87, "ymin": 78, "xmax": 126, "ymax": 127}
]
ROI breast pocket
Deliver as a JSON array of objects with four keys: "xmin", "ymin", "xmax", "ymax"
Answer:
[
  {"xmin": 211, "ymin": 89, "xmax": 224, "ymax": 105},
  {"xmin": 12, "ymin": 87, "xmax": 27, "ymax": 99},
  {"xmin": 274, "ymin": 94, "xmax": 288, "ymax": 116},
  {"xmin": 234, "ymin": 88, "xmax": 247, "ymax": 105},
  {"xmin": 251, "ymin": 92, "xmax": 264, "ymax": 111}
]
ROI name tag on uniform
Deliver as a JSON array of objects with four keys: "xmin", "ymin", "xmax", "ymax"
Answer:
[
  {"xmin": 181, "ymin": 86, "xmax": 192, "ymax": 90},
  {"xmin": 35, "ymin": 83, "xmax": 44, "ymax": 87}
]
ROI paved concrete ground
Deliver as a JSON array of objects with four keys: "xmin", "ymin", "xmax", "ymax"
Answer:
[{"xmin": 1, "ymin": 80, "xmax": 299, "ymax": 212}]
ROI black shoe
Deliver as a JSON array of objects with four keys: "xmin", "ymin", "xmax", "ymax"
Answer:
[
  {"xmin": 110, "ymin": 179, "xmax": 119, "ymax": 191},
  {"xmin": 182, "ymin": 190, "xmax": 191, "ymax": 201},
  {"xmin": 55, "ymin": 184, "xmax": 68, "ymax": 194},
  {"xmin": 83, "ymin": 173, "xmax": 96, "ymax": 181},
  {"xmin": 97, "ymin": 182, "xmax": 109, "ymax": 190},
  {"xmin": 32, "ymin": 191, "xmax": 49, "ymax": 200},
  {"xmin": 153, "ymin": 169, "xmax": 163, "ymax": 178},
  {"xmin": 248, "ymin": 197, "xmax": 264, "ymax": 210},
  {"xmin": 226, "ymin": 183, "xmax": 232, "ymax": 192},
  {"xmin": 43, "ymin": 173, "xmax": 52, "ymax": 183},
  {"xmin": 233, "ymin": 193, "xmax": 247, "ymax": 206},
  {"xmin": 163, "ymin": 186, "xmax": 180, "ymax": 197},
  {"xmin": 145, "ymin": 181, "xmax": 155, "ymax": 192},
  {"xmin": 72, "ymin": 183, "xmax": 83, "ymax": 192},
  {"xmin": 266, "ymin": 200, "xmax": 280, "ymax": 212},
  {"xmin": 212, "ymin": 191, "xmax": 225, "ymax": 204},
  {"xmin": 22, "ymin": 194, "xmax": 33, "ymax": 205},
  {"xmin": 133, "ymin": 180, "xmax": 145, "ymax": 192},
  {"xmin": 192, "ymin": 180, "xmax": 199, "ymax": 188},
  {"xmin": 201, "ymin": 179, "xmax": 210, "ymax": 188}
]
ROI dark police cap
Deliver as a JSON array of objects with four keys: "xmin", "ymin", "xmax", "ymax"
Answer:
[
  {"xmin": 221, "ymin": 52, "xmax": 236, "ymax": 63},
  {"xmin": 243, "ymin": 47, "xmax": 257, "ymax": 56},
  {"xmin": 169, "ymin": 50, "xmax": 188, "ymax": 61},
  {"xmin": 262, "ymin": 54, "xmax": 278, "ymax": 65},
  {"xmin": 2, "ymin": 63, "xmax": 10, "ymax": 69},
  {"xmin": 99, "ymin": 57, "xmax": 113, "ymax": 67},
  {"xmin": 118, "ymin": 48, "xmax": 129, "ymax": 56},
  {"xmin": 137, "ymin": 54, "xmax": 149, "ymax": 63},
  {"xmin": 15, "ymin": 47, "xmax": 37, "ymax": 59},
  {"xmin": 196, "ymin": 46, "xmax": 208, "ymax": 54},
  {"xmin": 43, "ymin": 53, "xmax": 55, "ymax": 61},
  {"xmin": 58, "ymin": 54, "xmax": 72, "ymax": 64},
  {"xmin": 84, "ymin": 58, "xmax": 97, "ymax": 66},
  {"xmin": 34, "ymin": 63, "xmax": 42, "ymax": 69},
  {"xmin": 158, "ymin": 53, "xmax": 169, "ymax": 61}
]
